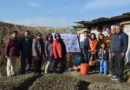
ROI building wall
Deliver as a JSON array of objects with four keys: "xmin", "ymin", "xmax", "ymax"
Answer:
[
  {"xmin": 77, "ymin": 23, "xmax": 130, "ymax": 62},
  {"xmin": 123, "ymin": 24, "xmax": 130, "ymax": 62}
]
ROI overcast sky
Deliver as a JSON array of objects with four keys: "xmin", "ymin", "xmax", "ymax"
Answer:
[{"xmin": 0, "ymin": 0, "xmax": 130, "ymax": 27}]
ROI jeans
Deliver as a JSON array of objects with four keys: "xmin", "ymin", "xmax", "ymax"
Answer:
[
  {"xmin": 84, "ymin": 51, "xmax": 90, "ymax": 63},
  {"xmin": 34, "ymin": 56, "xmax": 42, "ymax": 74},
  {"xmin": 21, "ymin": 56, "xmax": 32, "ymax": 74},
  {"xmin": 100, "ymin": 60, "xmax": 108, "ymax": 75},
  {"xmin": 45, "ymin": 56, "xmax": 53, "ymax": 73}
]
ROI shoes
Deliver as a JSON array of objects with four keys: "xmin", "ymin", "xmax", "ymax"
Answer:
[
  {"xmin": 45, "ymin": 71, "xmax": 48, "ymax": 74},
  {"xmin": 107, "ymin": 74, "xmax": 112, "ymax": 77},
  {"xmin": 111, "ymin": 76, "xmax": 118, "ymax": 81},
  {"xmin": 111, "ymin": 76, "xmax": 124, "ymax": 83},
  {"xmin": 25, "ymin": 64, "xmax": 30, "ymax": 71},
  {"xmin": 100, "ymin": 72, "xmax": 102, "ymax": 75},
  {"xmin": 100, "ymin": 72, "xmax": 107, "ymax": 75},
  {"xmin": 92, "ymin": 70, "xmax": 95, "ymax": 73},
  {"xmin": 114, "ymin": 79, "xmax": 124, "ymax": 83},
  {"xmin": 66, "ymin": 68, "xmax": 73, "ymax": 72},
  {"xmin": 35, "ymin": 73, "xmax": 43, "ymax": 76},
  {"xmin": 104, "ymin": 73, "xmax": 107, "ymax": 75},
  {"xmin": 115, "ymin": 78, "xmax": 124, "ymax": 83}
]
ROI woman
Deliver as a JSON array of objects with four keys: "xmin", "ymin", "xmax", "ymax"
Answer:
[
  {"xmin": 53, "ymin": 33, "xmax": 66, "ymax": 73},
  {"xmin": 45, "ymin": 33, "xmax": 53, "ymax": 73},
  {"xmin": 97, "ymin": 34, "xmax": 105, "ymax": 50},
  {"xmin": 32, "ymin": 33, "xmax": 45, "ymax": 75},
  {"xmin": 89, "ymin": 33, "xmax": 98, "ymax": 72}
]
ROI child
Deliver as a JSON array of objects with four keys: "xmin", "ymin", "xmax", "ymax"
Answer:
[{"xmin": 98, "ymin": 42, "xmax": 109, "ymax": 75}]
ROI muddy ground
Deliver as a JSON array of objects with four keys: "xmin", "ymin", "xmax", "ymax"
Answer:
[{"xmin": 0, "ymin": 72, "xmax": 130, "ymax": 90}]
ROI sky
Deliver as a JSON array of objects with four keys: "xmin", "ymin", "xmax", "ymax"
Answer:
[{"xmin": 0, "ymin": 0, "xmax": 130, "ymax": 27}]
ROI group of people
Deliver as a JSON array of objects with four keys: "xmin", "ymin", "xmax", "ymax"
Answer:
[
  {"xmin": 4, "ymin": 24, "xmax": 129, "ymax": 82},
  {"xmin": 83, "ymin": 25, "xmax": 128, "ymax": 82},
  {"xmin": 4, "ymin": 30, "xmax": 66, "ymax": 76}
]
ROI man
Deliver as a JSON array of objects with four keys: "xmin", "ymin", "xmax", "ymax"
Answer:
[
  {"xmin": 111, "ymin": 25, "xmax": 128, "ymax": 82},
  {"xmin": 5, "ymin": 31, "xmax": 20, "ymax": 77},
  {"xmin": 83, "ymin": 31, "xmax": 90, "ymax": 63},
  {"xmin": 110, "ymin": 25, "xmax": 117, "ymax": 77},
  {"xmin": 20, "ymin": 30, "xmax": 32, "ymax": 74}
]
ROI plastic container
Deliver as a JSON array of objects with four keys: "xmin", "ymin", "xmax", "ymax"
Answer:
[
  {"xmin": 72, "ymin": 54, "xmax": 83, "ymax": 65},
  {"xmin": 80, "ymin": 63, "xmax": 89, "ymax": 75}
]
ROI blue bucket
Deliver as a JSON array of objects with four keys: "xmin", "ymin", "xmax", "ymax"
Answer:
[{"xmin": 73, "ymin": 54, "xmax": 83, "ymax": 65}]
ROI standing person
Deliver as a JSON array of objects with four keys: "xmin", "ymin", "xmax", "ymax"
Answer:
[
  {"xmin": 110, "ymin": 25, "xmax": 117, "ymax": 78},
  {"xmin": 104, "ymin": 27, "xmax": 111, "ymax": 74},
  {"xmin": 97, "ymin": 34, "xmax": 105, "ymax": 50},
  {"xmin": 45, "ymin": 33, "xmax": 53, "ymax": 74},
  {"xmin": 97, "ymin": 26, "xmax": 103, "ymax": 40},
  {"xmin": 32, "ymin": 33, "xmax": 45, "ymax": 75},
  {"xmin": 98, "ymin": 43, "xmax": 109, "ymax": 75},
  {"xmin": 53, "ymin": 33, "xmax": 67, "ymax": 73},
  {"xmin": 5, "ymin": 31, "xmax": 20, "ymax": 77},
  {"xmin": 111, "ymin": 25, "xmax": 128, "ymax": 82},
  {"xmin": 20, "ymin": 30, "xmax": 32, "ymax": 74},
  {"xmin": 104, "ymin": 26, "xmax": 111, "ymax": 37},
  {"xmin": 104, "ymin": 26, "xmax": 110, "ymax": 57},
  {"xmin": 83, "ymin": 31, "xmax": 90, "ymax": 63},
  {"xmin": 89, "ymin": 33, "xmax": 98, "ymax": 72}
]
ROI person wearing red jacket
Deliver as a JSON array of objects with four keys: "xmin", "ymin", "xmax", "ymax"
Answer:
[{"xmin": 53, "ymin": 33, "xmax": 66, "ymax": 73}]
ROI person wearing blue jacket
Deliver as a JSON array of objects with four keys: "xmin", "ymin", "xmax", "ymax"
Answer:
[
  {"xmin": 111, "ymin": 25, "xmax": 128, "ymax": 82},
  {"xmin": 83, "ymin": 31, "xmax": 90, "ymax": 63}
]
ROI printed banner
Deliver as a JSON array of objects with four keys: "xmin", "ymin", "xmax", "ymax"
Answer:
[{"xmin": 52, "ymin": 33, "xmax": 80, "ymax": 52}]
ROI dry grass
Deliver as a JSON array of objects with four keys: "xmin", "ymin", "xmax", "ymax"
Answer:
[
  {"xmin": 29, "ymin": 73, "xmax": 88, "ymax": 90},
  {"xmin": 0, "ymin": 73, "xmax": 36, "ymax": 90}
]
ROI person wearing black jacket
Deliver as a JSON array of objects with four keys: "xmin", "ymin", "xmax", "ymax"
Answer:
[
  {"xmin": 111, "ymin": 25, "xmax": 128, "ymax": 82},
  {"xmin": 20, "ymin": 30, "xmax": 32, "ymax": 74},
  {"xmin": 98, "ymin": 42, "xmax": 109, "ymax": 75}
]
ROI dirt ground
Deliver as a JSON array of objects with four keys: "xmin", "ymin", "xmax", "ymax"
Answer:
[
  {"xmin": 0, "ymin": 72, "xmax": 130, "ymax": 90},
  {"xmin": 70, "ymin": 71, "xmax": 130, "ymax": 90}
]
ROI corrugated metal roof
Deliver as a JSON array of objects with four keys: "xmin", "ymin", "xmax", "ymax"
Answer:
[{"xmin": 76, "ymin": 12, "xmax": 130, "ymax": 27}]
